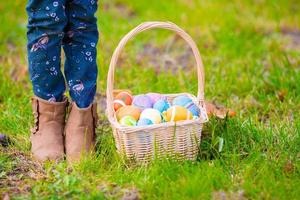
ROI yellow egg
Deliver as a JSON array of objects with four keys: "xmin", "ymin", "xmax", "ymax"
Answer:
[
  {"xmin": 116, "ymin": 106, "xmax": 141, "ymax": 121},
  {"xmin": 165, "ymin": 106, "xmax": 193, "ymax": 122}
]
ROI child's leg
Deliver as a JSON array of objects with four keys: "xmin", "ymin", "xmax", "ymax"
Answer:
[
  {"xmin": 63, "ymin": 0, "xmax": 99, "ymax": 108},
  {"xmin": 27, "ymin": 0, "xmax": 70, "ymax": 161},
  {"xmin": 27, "ymin": 0, "xmax": 67, "ymax": 102},
  {"xmin": 63, "ymin": 0, "xmax": 99, "ymax": 162}
]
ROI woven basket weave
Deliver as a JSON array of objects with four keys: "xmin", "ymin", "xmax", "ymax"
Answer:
[{"xmin": 106, "ymin": 21, "xmax": 208, "ymax": 162}]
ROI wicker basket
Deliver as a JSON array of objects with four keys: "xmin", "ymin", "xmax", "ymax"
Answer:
[{"xmin": 106, "ymin": 21, "xmax": 208, "ymax": 162}]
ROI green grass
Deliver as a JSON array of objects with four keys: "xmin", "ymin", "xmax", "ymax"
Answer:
[{"xmin": 0, "ymin": 0, "xmax": 300, "ymax": 199}]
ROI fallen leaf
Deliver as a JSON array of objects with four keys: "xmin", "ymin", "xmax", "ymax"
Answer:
[
  {"xmin": 205, "ymin": 102, "xmax": 236, "ymax": 119},
  {"xmin": 283, "ymin": 160, "xmax": 294, "ymax": 174}
]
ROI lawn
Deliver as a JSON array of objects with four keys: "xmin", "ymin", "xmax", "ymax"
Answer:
[{"xmin": 0, "ymin": 0, "xmax": 300, "ymax": 199}]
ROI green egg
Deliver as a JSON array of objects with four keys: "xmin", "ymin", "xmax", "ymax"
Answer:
[{"xmin": 119, "ymin": 115, "xmax": 137, "ymax": 126}]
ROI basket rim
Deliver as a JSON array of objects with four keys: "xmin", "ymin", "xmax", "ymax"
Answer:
[{"xmin": 106, "ymin": 92, "xmax": 209, "ymax": 134}]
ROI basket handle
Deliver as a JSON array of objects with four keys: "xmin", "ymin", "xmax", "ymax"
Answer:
[{"xmin": 106, "ymin": 21, "xmax": 205, "ymax": 118}]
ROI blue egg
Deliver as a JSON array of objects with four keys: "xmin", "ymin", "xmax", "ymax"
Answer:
[
  {"xmin": 153, "ymin": 99, "xmax": 170, "ymax": 113},
  {"xmin": 172, "ymin": 95, "xmax": 193, "ymax": 107},
  {"xmin": 173, "ymin": 95, "xmax": 200, "ymax": 116},
  {"xmin": 137, "ymin": 118, "xmax": 153, "ymax": 126},
  {"xmin": 187, "ymin": 104, "xmax": 200, "ymax": 116}
]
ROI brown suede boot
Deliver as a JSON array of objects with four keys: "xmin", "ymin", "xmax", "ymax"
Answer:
[
  {"xmin": 30, "ymin": 96, "xmax": 68, "ymax": 162},
  {"xmin": 65, "ymin": 102, "xmax": 98, "ymax": 162}
]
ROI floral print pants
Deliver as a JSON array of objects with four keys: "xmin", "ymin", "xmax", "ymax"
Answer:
[{"xmin": 26, "ymin": 0, "xmax": 98, "ymax": 108}]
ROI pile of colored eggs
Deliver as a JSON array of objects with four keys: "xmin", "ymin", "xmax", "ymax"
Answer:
[{"xmin": 113, "ymin": 92, "xmax": 200, "ymax": 127}]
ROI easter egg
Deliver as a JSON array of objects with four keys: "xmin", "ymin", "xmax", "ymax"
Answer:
[
  {"xmin": 146, "ymin": 93, "xmax": 166, "ymax": 104},
  {"xmin": 137, "ymin": 118, "xmax": 154, "ymax": 126},
  {"xmin": 172, "ymin": 95, "xmax": 200, "ymax": 116},
  {"xmin": 165, "ymin": 106, "xmax": 193, "ymax": 122},
  {"xmin": 186, "ymin": 104, "xmax": 200, "ymax": 117},
  {"xmin": 116, "ymin": 106, "xmax": 141, "ymax": 121},
  {"xmin": 132, "ymin": 95, "xmax": 153, "ymax": 110},
  {"xmin": 113, "ymin": 91, "xmax": 133, "ymax": 111},
  {"xmin": 119, "ymin": 116, "xmax": 137, "ymax": 126},
  {"xmin": 193, "ymin": 115, "xmax": 199, "ymax": 120},
  {"xmin": 173, "ymin": 95, "xmax": 192, "ymax": 107},
  {"xmin": 113, "ymin": 89, "xmax": 132, "ymax": 98},
  {"xmin": 140, "ymin": 108, "xmax": 162, "ymax": 124},
  {"xmin": 153, "ymin": 99, "xmax": 170, "ymax": 113}
]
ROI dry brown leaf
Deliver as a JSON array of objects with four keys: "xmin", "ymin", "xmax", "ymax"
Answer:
[
  {"xmin": 283, "ymin": 160, "xmax": 295, "ymax": 174},
  {"xmin": 205, "ymin": 102, "xmax": 236, "ymax": 119}
]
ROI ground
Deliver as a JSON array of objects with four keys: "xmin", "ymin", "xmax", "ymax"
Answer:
[{"xmin": 0, "ymin": 0, "xmax": 300, "ymax": 199}]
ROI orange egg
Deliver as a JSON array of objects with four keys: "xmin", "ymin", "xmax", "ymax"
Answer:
[
  {"xmin": 113, "ymin": 91, "xmax": 133, "ymax": 111},
  {"xmin": 116, "ymin": 105, "xmax": 141, "ymax": 121},
  {"xmin": 165, "ymin": 106, "xmax": 193, "ymax": 122}
]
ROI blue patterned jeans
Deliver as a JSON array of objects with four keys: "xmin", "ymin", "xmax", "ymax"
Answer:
[{"xmin": 26, "ymin": 0, "xmax": 98, "ymax": 108}]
